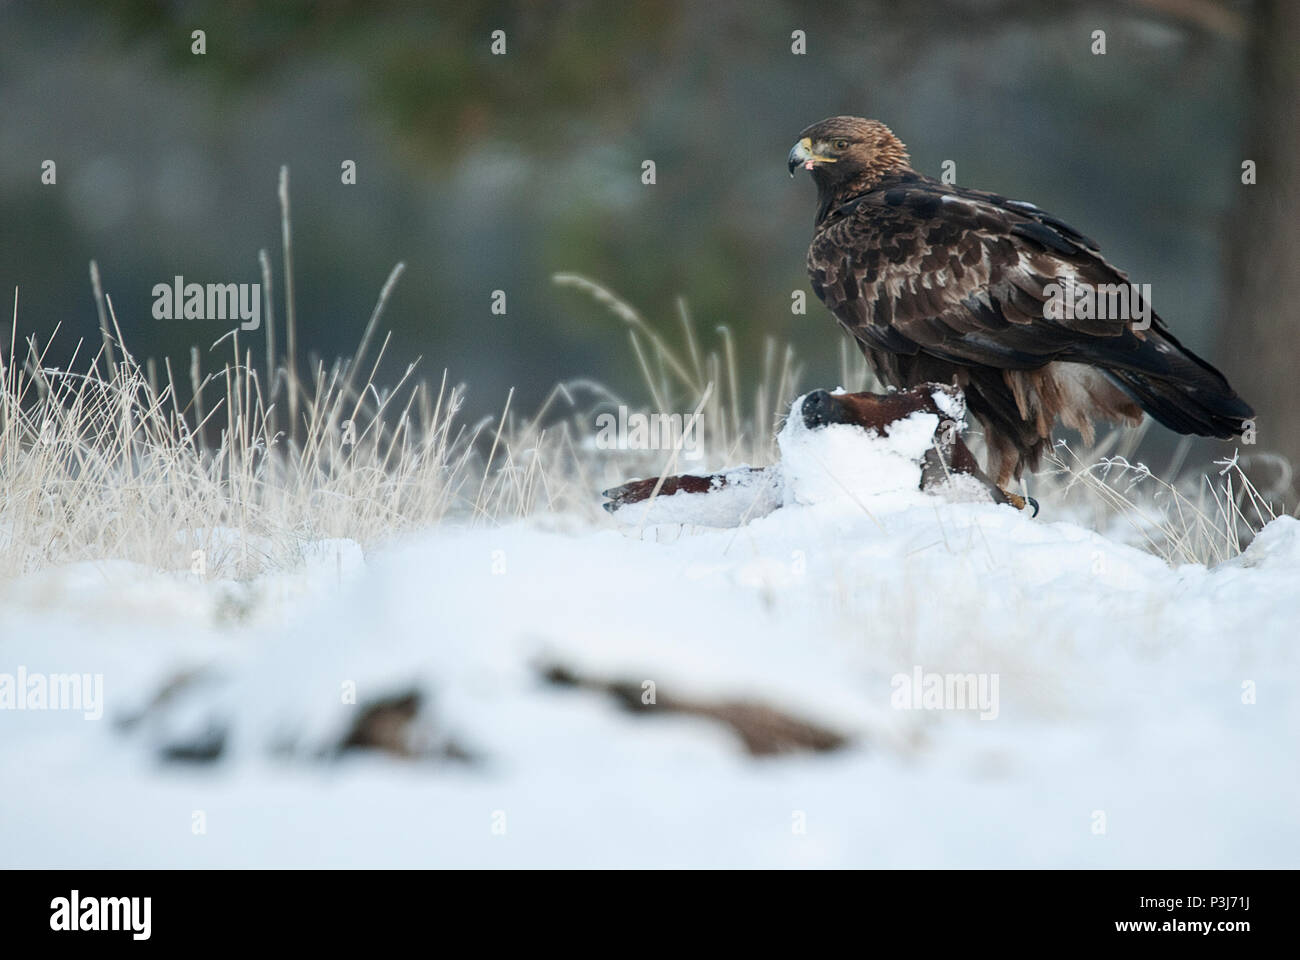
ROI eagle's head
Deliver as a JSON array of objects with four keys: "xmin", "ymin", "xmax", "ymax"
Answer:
[{"xmin": 787, "ymin": 116, "xmax": 911, "ymax": 195}]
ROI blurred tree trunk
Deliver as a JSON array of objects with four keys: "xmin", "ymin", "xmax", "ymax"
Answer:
[{"xmin": 1220, "ymin": 0, "xmax": 1300, "ymax": 482}]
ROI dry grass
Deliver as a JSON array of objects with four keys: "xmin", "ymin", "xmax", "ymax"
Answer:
[
  {"xmin": 0, "ymin": 174, "xmax": 1288, "ymax": 581},
  {"xmin": 0, "ymin": 308, "xmax": 477, "ymax": 580},
  {"xmin": 1035, "ymin": 437, "xmax": 1284, "ymax": 566},
  {"xmin": 0, "ymin": 169, "xmax": 565, "ymax": 580}
]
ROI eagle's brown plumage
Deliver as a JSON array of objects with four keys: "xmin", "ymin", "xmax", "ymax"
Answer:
[{"xmin": 789, "ymin": 116, "xmax": 1254, "ymax": 485}]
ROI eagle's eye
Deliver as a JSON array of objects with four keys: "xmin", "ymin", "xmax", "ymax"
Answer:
[{"xmin": 832, "ymin": 138, "xmax": 850, "ymax": 151}]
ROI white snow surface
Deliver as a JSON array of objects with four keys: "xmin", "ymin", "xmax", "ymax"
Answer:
[
  {"xmin": 776, "ymin": 403, "xmax": 942, "ymax": 509},
  {"xmin": 1, "ymin": 404, "xmax": 1297, "ymax": 868}
]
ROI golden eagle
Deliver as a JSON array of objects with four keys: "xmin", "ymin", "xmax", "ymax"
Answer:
[{"xmin": 789, "ymin": 116, "xmax": 1253, "ymax": 485}]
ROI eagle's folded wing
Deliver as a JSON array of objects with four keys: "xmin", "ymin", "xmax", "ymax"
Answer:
[
  {"xmin": 807, "ymin": 183, "xmax": 1146, "ymax": 371},
  {"xmin": 808, "ymin": 180, "xmax": 1251, "ymax": 444}
]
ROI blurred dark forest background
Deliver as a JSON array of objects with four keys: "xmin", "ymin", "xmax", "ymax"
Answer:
[{"xmin": 2, "ymin": 1, "xmax": 1295, "ymax": 473}]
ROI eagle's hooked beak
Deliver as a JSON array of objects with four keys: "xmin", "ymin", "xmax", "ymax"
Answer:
[{"xmin": 787, "ymin": 137, "xmax": 836, "ymax": 177}]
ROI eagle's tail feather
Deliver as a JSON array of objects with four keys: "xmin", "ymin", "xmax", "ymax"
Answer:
[
  {"xmin": 1060, "ymin": 327, "xmax": 1252, "ymax": 439},
  {"xmin": 1102, "ymin": 357, "xmax": 1253, "ymax": 439}
]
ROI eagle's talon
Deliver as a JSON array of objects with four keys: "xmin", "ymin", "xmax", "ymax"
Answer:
[{"xmin": 1000, "ymin": 489, "xmax": 1038, "ymax": 516}]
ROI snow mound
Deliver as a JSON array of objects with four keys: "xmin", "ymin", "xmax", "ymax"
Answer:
[
  {"xmin": 776, "ymin": 395, "xmax": 940, "ymax": 509},
  {"xmin": 2, "ymin": 464, "xmax": 1297, "ymax": 867}
]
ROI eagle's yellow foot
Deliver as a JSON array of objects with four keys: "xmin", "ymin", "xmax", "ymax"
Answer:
[{"xmin": 1001, "ymin": 490, "xmax": 1040, "ymax": 517}]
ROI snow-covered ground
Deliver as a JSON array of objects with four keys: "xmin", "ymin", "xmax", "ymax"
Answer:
[{"xmin": 1, "ymin": 399, "xmax": 1296, "ymax": 868}]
